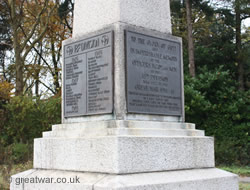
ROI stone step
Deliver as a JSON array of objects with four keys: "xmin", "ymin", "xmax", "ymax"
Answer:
[
  {"xmin": 52, "ymin": 120, "xmax": 196, "ymax": 131},
  {"xmin": 43, "ymin": 128, "xmax": 204, "ymax": 138},
  {"xmin": 11, "ymin": 168, "xmax": 238, "ymax": 190},
  {"xmin": 34, "ymin": 136, "xmax": 214, "ymax": 174}
]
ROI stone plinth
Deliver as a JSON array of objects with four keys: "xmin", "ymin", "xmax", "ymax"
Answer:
[
  {"xmin": 34, "ymin": 121, "xmax": 214, "ymax": 174},
  {"xmin": 11, "ymin": 168, "xmax": 238, "ymax": 190},
  {"xmin": 62, "ymin": 23, "xmax": 185, "ymax": 124}
]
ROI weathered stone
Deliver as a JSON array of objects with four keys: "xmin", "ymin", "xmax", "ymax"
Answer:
[
  {"xmin": 73, "ymin": 0, "xmax": 172, "ymax": 37},
  {"xmin": 10, "ymin": 168, "xmax": 238, "ymax": 190},
  {"xmin": 62, "ymin": 24, "xmax": 185, "ymax": 123},
  {"xmin": 34, "ymin": 135, "xmax": 214, "ymax": 174}
]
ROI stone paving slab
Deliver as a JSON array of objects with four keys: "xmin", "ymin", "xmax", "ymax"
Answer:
[{"xmin": 239, "ymin": 177, "xmax": 250, "ymax": 183}]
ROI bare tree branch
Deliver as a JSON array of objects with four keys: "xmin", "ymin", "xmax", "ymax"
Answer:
[
  {"xmin": 22, "ymin": 3, "xmax": 56, "ymax": 60},
  {"xmin": 20, "ymin": 0, "xmax": 49, "ymax": 52},
  {"xmin": 0, "ymin": 42, "xmax": 12, "ymax": 47}
]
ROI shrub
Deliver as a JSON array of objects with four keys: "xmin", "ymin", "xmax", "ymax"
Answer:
[
  {"xmin": 11, "ymin": 143, "xmax": 30, "ymax": 164},
  {"xmin": 0, "ymin": 77, "xmax": 14, "ymax": 148},
  {"xmin": 0, "ymin": 95, "xmax": 61, "ymax": 163},
  {"xmin": 185, "ymin": 67, "xmax": 250, "ymax": 165}
]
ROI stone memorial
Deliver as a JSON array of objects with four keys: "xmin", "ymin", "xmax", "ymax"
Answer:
[{"xmin": 11, "ymin": 0, "xmax": 238, "ymax": 189}]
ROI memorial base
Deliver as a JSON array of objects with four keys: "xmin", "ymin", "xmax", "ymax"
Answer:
[
  {"xmin": 11, "ymin": 121, "xmax": 238, "ymax": 189},
  {"xmin": 11, "ymin": 168, "xmax": 238, "ymax": 190},
  {"xmin": 33, "ymin": 121, "xmax": 214, "ymax": 174}
]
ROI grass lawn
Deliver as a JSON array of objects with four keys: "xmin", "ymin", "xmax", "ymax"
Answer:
[
  {"xmin": 240, "ymin": 183, "xmax": 250, "ymax": 190},
  {"xmin": 219, "ymin": 165, "xmax": 250, "ymax": 189},
  {"xmin": 219, "ymin": 165, "xmax": 250, "ymax": 177}
]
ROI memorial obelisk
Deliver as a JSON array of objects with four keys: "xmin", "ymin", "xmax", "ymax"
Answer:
[{"xmin": 11, "ymin": 0, "xmax": 238, "ymax": 189}]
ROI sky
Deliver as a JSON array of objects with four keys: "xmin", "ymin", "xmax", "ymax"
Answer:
[{"xmin": 243, "ymin": 18, "xmax": 250, "ymax": 28}]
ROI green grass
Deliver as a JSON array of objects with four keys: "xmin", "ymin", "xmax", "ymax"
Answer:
[
  {"xmin": 218, "ymin": 165, "xmax": 250, "ymax": 177},
  {"xmin": 219, "ymin": 165, "xmax": 250, "ymax": 189},
  {"xmin": 240, "ymin": 183, "xmax": 250, "ymax": 190}
]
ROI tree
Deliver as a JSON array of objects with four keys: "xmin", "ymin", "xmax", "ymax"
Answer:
[
  {"xmin": 171, "ymin": 0, "xmax": 213, "ymax": 77},
  {"xmin": 42, "ymin": 7, "xmax": 71, "ymax": 95},
  {"xmin": 185, "ymin": 0, "xmax": 196, "ymax": 77},
  {"xmin": 58, "ymin": 0, "xmax": 74, "ymax": 33},
  {"xmin": 4, "ymin": 0, "xmax": 57, "ymax": 95},
  {"xmin": 0, "ymin": 1, "xmax": 12, "ymax": 81},
  {"xmin": 234, "ymin": 0, "xmax": 250, "ymax": 90},
  {"xmin": 241, "ymin": 27, "xmax": 250, "ymax": 89},
  {"xmin": 216, "ymin": 0, "xmax": 250, "ymax": 90},
  {"xmin": 24, "ymin": 0, "xmax": 73, "ymax": 96}
]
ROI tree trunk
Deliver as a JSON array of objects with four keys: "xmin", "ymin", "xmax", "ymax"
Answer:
[
  {"xmin": 13, "ymin": 23, "xmax": 24, "ymax": 95},
  {"xmin": 15, "ymin": 52, "xmax": 24, "ymax": 96},
  {"xmin": 0, "ymin": 51, "xmax": 7, "ymax": 80},
  {"xmin": 35, "ymin": 59, "xmax": 41, "ymax": 97},
  {"xmin": 235, "ymin": 0, "xmax": 244, "ymax": 90},
  {"xmin": 186, "ymin": 0, "xmax": 195, "ymax": 77},
  {"xmin": 8, "ymin": 0, "xmax": 57, "ymax": 96},
  {"xmin": 35, "ymin": 43, "xmax": 43, "ymax": 97},
  {"xmin": 10, "ymin": 0, "xmax": 24, "ymax": 96},
  {"xmin": 51, "ymin": 41, "xmax": 60, "ymax": 94}
]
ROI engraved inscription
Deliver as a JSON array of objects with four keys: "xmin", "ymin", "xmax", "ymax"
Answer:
[
  {"xmin": 126, "ymin": 31, "xmax": 182, "ymax": 115},
  {"xmin": 64, "ymin": 32, "xmax": 113, "ymax": 117}
]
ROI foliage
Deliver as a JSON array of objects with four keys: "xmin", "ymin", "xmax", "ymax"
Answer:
[
  {"xmin": 0, "ymin": 0, "xmax": 12, "ymax": 82},
  {"xmin": 11, "ymin": 143, "xmax": 30, "ymax": 164},
  {"xmin": 0, "ymin": 77, "xmax": 14, "ymax": 145},
  {"xmin": 1, "ymin": 0, "xmax": 73, "ymax": 96},
  {"xmin": 2, "ymin": 0, "xmax": 58, "ymax": 95},
  {"xmin": 171, "ymin": 0, "xmax": 250, "ymax": 165},
  {"xmin": 0, "ymin": 0, "xmax": 11, "ymax": 47},
  {"xmin": 0, "ymin": 77, "xmax": 14, "ymax": 106},
  {"xmin": 239, "ymin": 183, "xmax": 250, "ymax": 190},
  {"xmin": 185, "ymin": 67, "xmax": 250, "ymax": 165},
  {"xmin": 171, "ymin": 0, "xmax": 250, "ymax": 89},
  {"xmin": 0, "ymin": 94, "xmax": 61, "ymax": 184},
  {"xmin": 58, "ymin": 0, "xmax": 74, "ymax": 33},
  {"xmin": 241, "ymin": 27, "xmax": 250, "ymax": 89},
  {"xmin": 0, "ymin": 95, "xmax": 61, "ymax": 167},
  {"xmin": 0, "ymin": 96, "xmax": 61, "ymax": 148}
]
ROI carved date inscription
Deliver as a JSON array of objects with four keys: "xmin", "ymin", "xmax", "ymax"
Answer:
[{"xmin": 126, "ymin": 31, "xmax": 182, "ymax": 115}]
